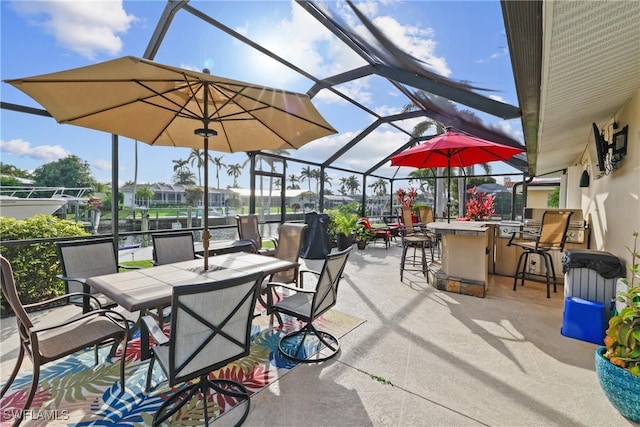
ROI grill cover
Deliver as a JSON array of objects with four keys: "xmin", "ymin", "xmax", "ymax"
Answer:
[
  {"xmin": 562, "ymin": 249, "xmax": 624, "ymax": 279},
  {"xmin": 300, "ymin": 212, "xmax": 332, "ymax": 259}
]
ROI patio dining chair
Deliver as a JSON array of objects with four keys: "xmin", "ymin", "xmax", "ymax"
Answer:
[
  {"xmin": 151, "ymin": 231, "xmax": 198, "ymax": 265},
  {"xmin": 57, "ymin": 237, "xmax": 168, "ymax": 327},
  {"xmin": 142, "ymin": 272, "xmax": 263, "ymax": 427},
  {"xmin": 509, "ymin": 210, "xmax": 573, "ymax": 298},
  {"xmin": 56, "ymin": 237, "xmax": 135, "ymax": 313},
  {"xmin": 0, "ymin": 255, "xmax": 129, "ymax": 427},
  {"xmin": 266, "ymin": 247, "xmax": 351, "ymax": 363},
  {"xmin": 258, "ymin": 223, "xmax": 307, "ymax": 321},
  {"xmin": 236, "ymin": 214, "xmax": 277, "ymax": 256}
]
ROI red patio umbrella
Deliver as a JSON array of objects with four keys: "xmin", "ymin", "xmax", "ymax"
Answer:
[{"xmin": 390, "ymin": 129, "xmax": 525, "ymax": 222}]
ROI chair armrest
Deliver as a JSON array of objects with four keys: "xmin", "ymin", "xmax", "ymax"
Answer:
[
  {"xmin": 507, "ymin": 230, "xmax": 538, "ymax": 246},
  {"xmin": 265, "ymin": 236, "xmax": 279, "ymax": 248},
  {"xmin": 267, "ymin": 281, "xmax": 315, "ymax": 294},
  {"xmin": 57, "ymin": 274, "xmax": 87, "ymax": 284},
  {"xmin": 299, "ymin": 269, "xmax": 321, "ymax": 288},
  {"xmin": 31, "ymin": 308, "xmax": 129, "ymax": 334},
  {"xmin": 23, "ymin": 292, "xmax": 102, "ymax": 310},
  {"xmin": 142, "ymin": 315, "xmax": 169, "ymax": 346}
]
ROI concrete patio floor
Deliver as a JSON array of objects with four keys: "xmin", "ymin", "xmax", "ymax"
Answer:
[{"xmin": 1, "ymin": 242, "xmax": 633, "ymax": 426}]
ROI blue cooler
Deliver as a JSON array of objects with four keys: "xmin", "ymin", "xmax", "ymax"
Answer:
[{"xmin": 561, "ymin": 296, "xmax": 607, "ymax": 345}]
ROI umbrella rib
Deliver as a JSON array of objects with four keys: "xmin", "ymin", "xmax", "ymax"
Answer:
[
  {"xmin": 209, "ymin": 85, "xmax": 297, "ymax": 150},
  {"xmin": 209, "ymin": 82, "xmax": 336, "ymax": 133}
]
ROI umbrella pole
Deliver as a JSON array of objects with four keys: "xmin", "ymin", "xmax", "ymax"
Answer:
[
  {"xmin": 447, "ymin": 157, "xmax": 451, "ymax": 223},
  {"xmin": 203, "ymin": 139, "xmax": 210, "ymax": 271}
]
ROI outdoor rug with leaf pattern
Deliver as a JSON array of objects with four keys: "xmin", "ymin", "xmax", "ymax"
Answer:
[{"xmin": 0, "ymin": 309, "xmax": 364, "ymax": 426}]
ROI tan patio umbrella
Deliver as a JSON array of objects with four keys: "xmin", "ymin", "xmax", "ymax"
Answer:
[{"xmin": 6, "ymin": 56, "xmax": 337, "ymax": 269}]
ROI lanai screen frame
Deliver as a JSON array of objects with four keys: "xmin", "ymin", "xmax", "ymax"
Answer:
[{"xmin": 1, "ymin": 0, "xmax": 529, "ymax": 236}]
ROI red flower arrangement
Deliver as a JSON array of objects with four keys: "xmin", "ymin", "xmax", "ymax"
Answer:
[
  {"xmin": 396, "ymin": 187, "xmax": 418, "ymax": 208},
  {"xmin": 465, "ymin": 186, "xmax": 495, "ymax": 220}
]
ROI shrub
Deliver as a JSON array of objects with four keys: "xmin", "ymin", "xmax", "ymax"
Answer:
[{"xmin": 0, "ymin": 215, "xmax": 90, "ymax": 316}]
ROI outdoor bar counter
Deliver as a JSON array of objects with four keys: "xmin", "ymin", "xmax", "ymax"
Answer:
[{"xmin": 426, "ymin": 221, "xmax": 495, "ymax": 297}]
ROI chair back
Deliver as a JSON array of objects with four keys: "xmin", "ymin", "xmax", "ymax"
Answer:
[
  {"xmin": 56, "ymin": 238, "xmax": 119, "ymax": 295},
  {"xmin": 417, "ymin": 206, "xmax": 434, "ymax": 224},
  {"xmin": 1, "ymin": 255, "xmax": 34, "ymax": 332},
  {"xmin": 236, "ymin": 214, "xmax": 262, "ymax": 252},
  {"xmin": 538, "ymin": 210, "xmax": 573, "ymax": 250},
  {"xmin": 359, "ymin": 217, "xmax": 372, "ymax": 230},
  {"xmin": 271, "ymin": 223, "xmax": 307, "ymax": 283},
  {"xmin": 167, "ymin": 272, "xmax": 263, "ymax": 385},
  {"xmin": 311, "ymin": 247, "xmax": 351, "ymax": 319},
  {"xmin": 152, "ymin": 231, "xmax": 196, "ymax": 265},
  {"xmin": 401, "ymin": 208, "xmax": 419, "ymax": 235}
]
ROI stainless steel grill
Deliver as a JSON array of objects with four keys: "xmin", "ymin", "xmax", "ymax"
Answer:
[{"xmin": 521, "ymin": 208, "xmax": 586, "ymax": 243}]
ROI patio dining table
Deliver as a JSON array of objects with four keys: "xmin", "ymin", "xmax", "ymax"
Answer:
[{"xmin": 87, "ymin": 252, "xmax": 296, "ymax": 359}]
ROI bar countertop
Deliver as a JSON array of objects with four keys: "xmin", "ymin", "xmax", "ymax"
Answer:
[{"xmin": 426, "ymin": 221, "xmax": 493, "ymax": 236}]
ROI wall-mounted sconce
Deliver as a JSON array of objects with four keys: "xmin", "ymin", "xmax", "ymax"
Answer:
[
  {"xmin": 612, "ymin": 125, "xmax": 628, "ymax": 156},
  {"xmin": 594, "ymin": 121, "xmax": 629, "ymax": 175},
  {"xmin": 579, "ymin": 169, "xmax": 590, "ymax": 187}
]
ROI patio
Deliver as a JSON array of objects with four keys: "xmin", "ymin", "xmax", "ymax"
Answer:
[{"xmin": 1, "ymin": 242, "xmax": 629, "ymax": 426}]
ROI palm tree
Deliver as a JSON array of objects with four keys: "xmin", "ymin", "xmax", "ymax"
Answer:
[
  {"xmin": 226, "ymin": 163, "xmax": 244, "ymax": 187},
  {"xmin": 346, "ymin": 175, "xmax": 360, "ymax": 195},
  {"xmin": 136, "ymin": 185, "xmax": 155, "ymax": 208},
  {"xmin": 212, "ymin": 156, "xmax": 227, "ymax": 189},
  {"xmin": 314, "ymin": 170, "xmax": 332, "ymax": 194},
  {"xmin": 408, "ymin": 169, "xmax": 437, "ymax": 195},
  {"xmin": 338, "ymin": 177, "xmax": 348, "ymax": 195},
  {"xmin": 369, "ymin": 178, "xmax": 388, "ymax": 196},
  {"xmin": 300, "ymin": 166, "xmax": 314, "ymax": 192},
  {"xmin": 173, "ymin": 169, "xmax": 196, "ymax": 185},
  {"xmin": 172, "ymin": 158, "xmax": 189, "ymax": 175},
  {"xmin": 187, "ymin": 149, "xmax": 208, "ymax": 187},
  {"xmin": 287, "ymin": 174, "xmax": 300, "ymax": 189}
]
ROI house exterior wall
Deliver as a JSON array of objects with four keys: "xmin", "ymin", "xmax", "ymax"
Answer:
[
  {"xmin": 567, "ymin": 89, "xmax": 640, "ymax": 274},
  {"xmin": 526, "ymin": 188, "xmax": 553, "ymax": 208}
]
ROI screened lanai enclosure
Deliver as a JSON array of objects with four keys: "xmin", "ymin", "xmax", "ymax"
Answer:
[{"xmin": 2, "ymin": 0, "xmax": 534, "ymax": 237}]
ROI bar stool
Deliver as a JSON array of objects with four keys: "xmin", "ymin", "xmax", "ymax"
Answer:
[{"xmin": 399, "ymin": 208, "xmax": 433, "ymax": 282}]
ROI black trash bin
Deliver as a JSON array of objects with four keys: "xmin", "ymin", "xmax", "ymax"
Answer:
[
  {"xmin": 300, "ymin": 212, "xmax": 332, "ymax": 259},
  {"xmin": 562, "ymin": 249, "xmax": 624, "ymax": 309}
]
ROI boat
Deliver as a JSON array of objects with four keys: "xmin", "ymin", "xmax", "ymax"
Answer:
[{"xmin": 0, "ymin": 186, "xmax": 91, "ymax": 220}]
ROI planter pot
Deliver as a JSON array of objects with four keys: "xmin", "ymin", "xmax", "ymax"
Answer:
[
  {"xmin": 595, "ymin": 347, "xmax": 640, "ymax": 422},
  {"xmin": 356, "ymin": 240, "xmax": 367, "ymax": 250},
  {"xmin": 336, "ymin": 233, "xmax": 352, "ymax": 251}
]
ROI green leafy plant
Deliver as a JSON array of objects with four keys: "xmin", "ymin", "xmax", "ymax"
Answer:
[
  {"xmin": 333, "ymin": 212, "xmax": 359, "ymax": 236},
  {"xmin": 355, "ymin": 225, "xmax": 373, "ymax": 243},
  {"xmin": 0, "ymin": 215, "xmax": 89, "ymax": 316},
  {"xmin": 604, "ymin": 231, "xmax": 640, "ymax": 376}
]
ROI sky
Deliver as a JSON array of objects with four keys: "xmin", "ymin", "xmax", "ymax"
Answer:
[{"xmin": 0, "ymin": 0, "xmax": 525, "ymax": 192}]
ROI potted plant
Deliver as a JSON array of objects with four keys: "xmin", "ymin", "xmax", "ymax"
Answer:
[
  {"xmin": 465, "ymin": 186, "xmax": 495, "ymax": 221},
  {"xmin": 355, "ymin": 225, "xmax": 373, "ymax": 250},
  {"xmin": 595, "ymin": 231, "xmax": 640, "ymax": 422},
  {"xmin": 333, "ymin": 212, "xmax": 359, "ymax": 250}
]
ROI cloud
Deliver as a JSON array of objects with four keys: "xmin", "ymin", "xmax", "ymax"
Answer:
[
  {"xmin": 93, "ymin": 159, "xmax": 112, "ymax": 171},
  {"xmin": 12, "ymin": 1, "xmax": 137, "ymax": 59},
  {"xmin": 476, "ymin": 47, "xmax": 508, "ymax": 64},
  {"xmin": 0, "ymin": 138, "xmax": 70, "ymax": 162}
]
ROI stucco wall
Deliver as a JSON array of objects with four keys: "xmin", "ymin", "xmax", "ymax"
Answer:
[{"xmin": 567, "ymin": 89, "xmax": 640, "ymax": 275}]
